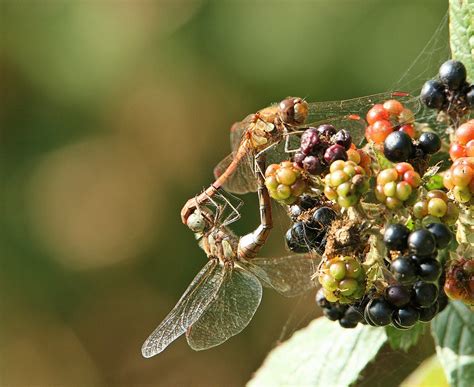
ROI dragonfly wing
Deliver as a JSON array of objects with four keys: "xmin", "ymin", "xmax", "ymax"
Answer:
[
  {"xmin": 186, "ymin": 267, "xmax": 262, "ymax": 351},
  {"xmin": 141, "ymin": 260, "xmax": 225, "ymax": 357},
  {"xmin": 241, "ymin": 254, "xmax": 320, "ymax": 297},
  {"xmin": 213, "ymin": 151, "xmax": 258, "ymax": 194}
]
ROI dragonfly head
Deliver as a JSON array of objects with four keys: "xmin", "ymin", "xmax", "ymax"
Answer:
[{"xmin": 278, "ymin": 97, "xmax": 308, "ymax": 126}]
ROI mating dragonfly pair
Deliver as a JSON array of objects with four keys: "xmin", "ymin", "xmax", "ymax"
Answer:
[{"xmin": 142, "ymin": 91, "xmax": 421, "ymax": 358}]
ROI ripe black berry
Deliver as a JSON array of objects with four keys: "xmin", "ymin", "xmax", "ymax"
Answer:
[
  {"xmin": 385, "ymin": 284, "xmax": 411, "ymax": 307},
  {"xmin": 365, "ymin": 299, "xmax": 393, "ymax": 326},
  {"xmin": 420, "ymin": 80, "xmax": 447, "ymax": 109},
  {"xmin": 418, "ymin": 132, "xmax": 441, "ymax": 155},
  {"xmin": 312, "ymin": 207, "xmax": 337, "ymax": 228},
  {"xmin": 418, "ymin": 302, "xmax": 439, "ymax": 322},
  {"xmin": 394, "ymin": 306, "xmax": 420, "ymax": 328},
  {"xmin": 299, "ymin": 194, "xmax": 318, "ymax": 210},
  {"xmin": 285, "ymin": 227, "xmax": 309, "ymax": 253},
  {"xmin": 383, "ymin": 131, "xmax": 414, "ymax": 162},
  {"xmin": 339, "ymin": 317, "xmax": 358, "ymax": 328},
  {"xmin": 439, "ymin": 60, "xmax": 467, "ymax": 90},
  {"xmin": 384, "ymin": 224, "xmax": 410, "ymax": 251},
  {"xmin": 418, "ymin": 259, "xmax": 442, "ymax": 282},
  {"xmin": 344, "ymin": 306, "xmax": 365, "ymax": 324},
  {"xmin": 426, "ymin": 223, "xmax": 452, "ymax": 249},
  {"xmin": 408, "ymin": 229, "xmax": 437, "ymax": 256},
  {"xmin": 413, "ymin": 281, "xmax": 439, "ymax": 307},
  {"xmin": 391, "ymin": 256, "xmax": 417, "ymax": 284}
]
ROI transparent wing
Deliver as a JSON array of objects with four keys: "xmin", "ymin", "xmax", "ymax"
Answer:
[
  {"xmin": 213, "ymin": 150, "xmax": 258, "ymax": 194},
  {"xmin": 240, "ymin": 254, "xmax": 320, "ymax": 297},
  {"xmin": 230, "ymin": 114, "xmax": 256, "ymax": 152},
  {"xmin": 306, "ymin": 91, "xmax": 421, "ymax": 123},
  {"xmin": 141, "ymin": 260, "xmax": 225, "ymax": 358},
  {"xmin": 186, "ymin": 267, "xmax": 262, "ymax": 351}
]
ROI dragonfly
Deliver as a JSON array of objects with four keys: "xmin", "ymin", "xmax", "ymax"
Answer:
[
  {"xmin": 180, "ymin": 91, "xmax": 421, "ymax": 223},
  {"xmin": 142, "ymin": 157, "xmax": 320, "ymax": 357}
]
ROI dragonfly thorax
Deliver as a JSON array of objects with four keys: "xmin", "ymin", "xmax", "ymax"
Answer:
[{"xmin": 202, "ymin": 228, "xmax": 238, "ymax": 264}]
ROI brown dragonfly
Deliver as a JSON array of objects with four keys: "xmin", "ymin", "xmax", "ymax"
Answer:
[
  {"xmin": 181, "ymin": 92, "xmax": 420, "ymax": 223},
  {"xmin": 142, "ymin": 157, "xmax": 319, "ymax": 357}
]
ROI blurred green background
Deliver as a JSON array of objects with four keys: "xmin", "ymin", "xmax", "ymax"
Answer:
[{"xmin": 0, "ymin": 1, "xmax": 449, "ymax": 386}]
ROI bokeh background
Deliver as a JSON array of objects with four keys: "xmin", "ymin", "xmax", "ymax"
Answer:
[{"xmin": 0, "ymin": 1, "xmax": 450, "ymax": 386}]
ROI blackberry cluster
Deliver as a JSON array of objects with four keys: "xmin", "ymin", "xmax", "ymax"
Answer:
[
  {"xmin": 443, "ymin": 156, "xmax": 474, "ymax": 203},
  {"xmin": 316, "ymin": 288, "xmax": 366, "ymax": 328},
  {"xmin": 421, "ymin": 59, "xmax": 474, "ymax": 112},
  {"xmin": 383, "ymin": 130, "xmax": 441, "ymax": 164},
  {"xmin": 318, "ymin": 255, "xmax": 366, "ymax": 303},
  {"xmin": 294, "ymin": 125, "xmax": 352, "ymax": 175},
  {"xmin": 375, "ymin": 163, "xmax": 421, "ymax": 209},
  {"xmin": 323, "ymin": 160, "xmax": 369, "ymax": 208},
  {"xmin": 285, "ymin": 202, "xmax": 337, "ymax": 254},
  {"xmin": 413, "ymin": 189, "xmax": 459, "ymax": 225},
  {"xmin": 264, "ymin": 161, "xmax": 308, "ymax": 205},
  {"xmin": 364, "ymin": 223, "xmax": 453, "ymax": 328}
]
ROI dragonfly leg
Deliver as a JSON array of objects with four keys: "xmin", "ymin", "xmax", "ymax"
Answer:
[
  {"xmin": 237, "ymin": 156, "xmax": 273, "ymax": 260},
  {"xmin": 215, "ymin": 191, "xmax": 243, "ymax": 227}
]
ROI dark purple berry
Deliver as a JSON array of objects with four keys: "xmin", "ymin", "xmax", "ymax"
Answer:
[
  {"xmin": 413, "ymin": 281, "xmax": 438, "ymax": 307},
  {"xmin": 439, "ymin": 60, "xmax": 467, "ymax": 90},
  {"xmin": 421, "ymin": 79, "xmax": 447, "ymax": 109},
  {"xmin": 365, "ymin": 299, "xmax": 393, "ymax": 326},
  {"xmin": 384, "ymin": 224, "xmax": 410, "ymax": 251},
  {"xmin": 317, "ymin": 124, "xmax": 337, "ymax": 137},
  {"xmin": 294, "ymin": 151, "xmax": 305, "ymax": 166},
  {"xmin": 385, "ymin": 284, "xmax": 411, "ymax": 307},
  {"xmin": 394, "ymin": 306, "xmax": 419, "ymax": 328},
  {"xmin": 324, "ymin": 144, "xmax": 347, "ymax": 164},
  {"xmin": 332, "ymin": 129, "xmax": 352, "ymax": 150},
  {"xmin": 391, "ymin": 256, "xmax": 417, "ymax": 284},
  {"xmin": 418, "ymin": 259, "xmax": 442, "ymax": 282},
  {"xmin": 383, "ymin": 131, "xmax": 414, "ymax": 162},
  {"xmin": 323, "ymin": 304, "xmax": 347, "ymax": 321},
  {"xmin": 300, "ymin": 128, "xmax": 320, "ymax": 154},
  {"xmin": 437, "ymin": 290, "xmax": 449, "ymax": 312},
  {"xmin": 303, "ymin": 155, "xmax": 323, "ymax": 174},
  {"xmin": 426, "ymin": 223, "xmax": 452, "ymax": 249},
  {"xmin": 299, "ymin": 194, "xmax": 318, "ymax": 210},
  {"xmin": 408, "ymin": 229, "xmax": 437, "ymax": 256},
  {"xmin": 418, "ymin": 302, "xmax": 439, "ymax": 322},
  {"xmin": 418, "ymin": 132, "xmax": 441, "ymax": 155}
]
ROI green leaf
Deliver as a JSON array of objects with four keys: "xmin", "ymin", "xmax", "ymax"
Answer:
[
  {"xmin": 385, "ymin": 323, "xmax": 426, "ymax": 352},
  {"xmin": 449, "ymin": 0, "xmax": 474, "ymax": 79},
  {"xmin": 401, "ymin": 355, "xmax": 449, "ymax": 387},
  {"xmin": 248, "ymin": 318, "xmax": 387, "ymax": 387},
  {"xmin": 431, "ymin": 301, "xmax": 474, "ymax": 387}
]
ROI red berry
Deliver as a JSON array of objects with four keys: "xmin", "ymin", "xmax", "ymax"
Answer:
[
  {"xmin": 383, "ymin": 99, "xmax": 404, "ymax": 116},
  {"xmin": 403, "ymin": 170, "xmax": 421, "ymax": 188},
  {"xmin": 450, "ymin": 142, "xmax": 467, "ymax": 160},
  {"xmin": 466, "ymin": 140, "xmax": 474, "ymax": 157},
  {"xmin": 399, "ymin": 124, "xmax": 415, "ymax": 138},
  {"xmin": 367, "ymin": 104, "xmax": 389, "ymax": 125},
  {"xmin": 370, "ymin": 120, "xmax": 393, "ymax": 143},
  {"xmin": 395, "ymin": 162, "xmax": 414, "ymax": 175},
  {"xmin": 455, "ymin": 120, "xmax": 474, "ymax": 145}
]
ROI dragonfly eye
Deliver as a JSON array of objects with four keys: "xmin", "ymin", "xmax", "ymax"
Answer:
[
  {"xmin": 278, "ymin": 97, "xmax": 308, "ymax": 126},
  {"xmin": 186, "ymin": 212, "xmax": 206, "ymax": 233}
]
